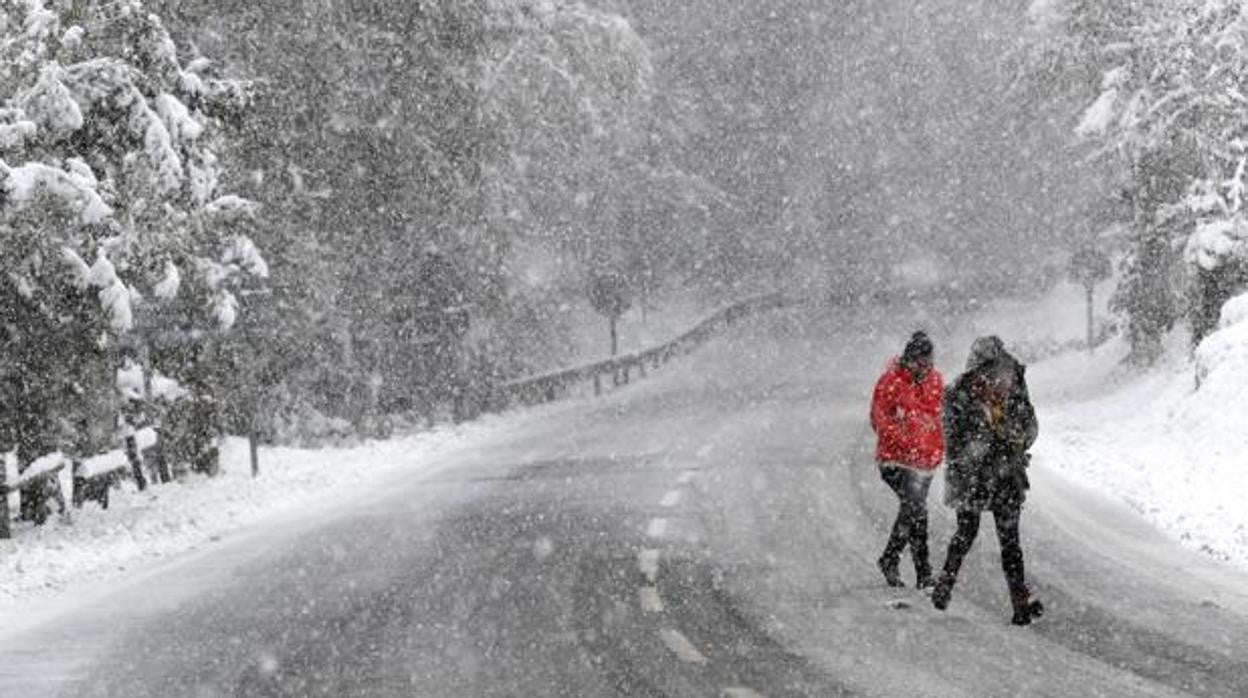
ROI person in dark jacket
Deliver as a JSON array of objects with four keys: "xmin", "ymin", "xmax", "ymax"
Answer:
[
  {"xmin": 931, "ymin": 336, "xmax": 1044, "ymax": 625},
  {"xmin": 870, "ymin": 331, "xmax": 945, "ymax": 589}
]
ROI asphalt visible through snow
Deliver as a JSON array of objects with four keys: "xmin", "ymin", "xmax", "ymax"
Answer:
[{"xmin": 3, "ymin": 304, "xmax": 1248, "ymax": 697}]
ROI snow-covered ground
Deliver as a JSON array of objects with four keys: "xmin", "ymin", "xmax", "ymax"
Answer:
[
  {"xmin": 0, "ymin": 295, "xmax": 743, "ymax": 627},
  {"xmin": 3, "ymin": 284, "xmax": 1246, "ymax": 628},
  {"xmin": 0, "ymin": 409, "xmax": 544, "ymax": 624},
  {"xmin": 975, "ymin": 283, "xmax": 1248, "ymax": 573}
]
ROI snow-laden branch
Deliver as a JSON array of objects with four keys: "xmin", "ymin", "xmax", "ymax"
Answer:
[
  {"xmin": 222, "ymin": 235, "xmax": 269, "ymax": 279},
  {"xmin": 0, "ymin": 158, "xmax": 112, "ymax": 223},
  {"xmin": 59, "ymin": 248, "xmax": 134, "ymax": 331}
]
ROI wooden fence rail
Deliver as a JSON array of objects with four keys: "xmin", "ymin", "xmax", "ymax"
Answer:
[
  {"xmin": 494, "ymin": 292, "xmax": 786, "ymax": 411},
  {"xmin": 0, "ymin": 429, "xmax": 163, "ymax": 539}
]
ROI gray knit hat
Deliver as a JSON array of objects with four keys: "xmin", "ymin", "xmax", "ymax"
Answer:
[{"xmin": 965, "ymin": 335, "xmax": 1007, "ymax": 372}]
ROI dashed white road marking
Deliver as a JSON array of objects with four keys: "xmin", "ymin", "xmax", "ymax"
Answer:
[
  {"xmin": 647, "ymin": 517, "xmax": 668, "ymax": 538},
  {"xmin": 660, "ymin": 490, "xmax": 683, "ymax": 507},
  {"xmin": 638, "ymin": 548, "xmax": 660, "ymax": 582},
  {"xmin": 638, "ymin": 585, "xmax": 665, "ymax": 613},
  {"xmin": 659, "ymin": 628, "xmax": 707, "ymax": 664},
  {"xmin": 722, "ymin": 687, "xmax": 764, "ymax": 698},
  {"xmin": 677, "ymin": 470, "xmax": 697, "ymax": 485}
]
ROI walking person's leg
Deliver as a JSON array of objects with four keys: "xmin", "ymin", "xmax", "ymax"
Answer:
[
  {"xmin": 932, "ymin": 510, "xmax": 980, "ymax": 609},
  {"xmin": 994, "ymin": 503, "xmax": 1044, "ymax": 625},
  {"xmin": 877, "ymin": 464, "xmax": 913, "ymax": 587},
  {"xmin": 994, "ymin": 504, "xmax": 1026, "ymax": 594},
  {"xmin": 904, "ymin": 472, "xmax": 934, "ymax": 587}
]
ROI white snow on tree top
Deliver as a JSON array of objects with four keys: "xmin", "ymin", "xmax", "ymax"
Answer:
[
  {"xmin": 222, "ymin": 235, "xmax": 269, "ymax": 279},
  {"xmin": 214, "ymin": 290, "xmax": 238, "ymax": 330},
  {"xmin": 1075, "ymin": 88, "xmax": 1119, "ymax": 138},
  {"xmin": 154, "ymin": 93, "xmax": 202, "ymax": 142},
  {"xmin": 20, "ymin": 64, "xmax": 84, "ymax": 134},
  {"xmin": 1185, "ymin": 217, "xmax": 1248, "ymax": 271},
  {"xmin": 0, "ymin": 120, "xmax": 37, "ymax": 150},
  {"xmin": 1, "ymin": 159, "xmax": 113, "ymax": 223},
  {"xmin": 152, "ymin": 259, "xmax": 181, "ymax": 300},
  {"xmin": 0, "ymin": 0, "xmax": 263, "ymax": 343},
  {"xmin": 116, "ymin": 362, "xmax": 145, "ymax": 401},
  {"xmin": 150, "ymin": 372, "xmax": 187, "ymax": 401},
  {"xmin": 205, "ymin": 194, "xmax": 259, "ymax": 221}
]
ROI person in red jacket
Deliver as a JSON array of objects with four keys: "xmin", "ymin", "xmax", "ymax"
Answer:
[{"xmin": 870, "ymin": 331, "xmax": 945, "ymax": 589}]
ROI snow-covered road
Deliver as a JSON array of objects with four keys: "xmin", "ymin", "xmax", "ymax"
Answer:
[{"xmin": 2, "ymin": 301, "xmax": 1247, "ymax": 697}]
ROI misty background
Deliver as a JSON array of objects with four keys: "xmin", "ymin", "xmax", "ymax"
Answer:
[
  {"xmin": 0, "ymin": 0, "xmax": 1140, "ymax": 474},
  {"xmin": 157, "ymin": 0, "xmax": 1101, "ymax": 403}
]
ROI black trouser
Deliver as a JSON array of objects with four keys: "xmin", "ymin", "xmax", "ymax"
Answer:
[
  {"xmin": 878, "ymin": 465, "xmax": 932, "ymax": 581},
  {"xmin": 940, "ymin": 503, "xmax": 1026, "ymax": 597}
]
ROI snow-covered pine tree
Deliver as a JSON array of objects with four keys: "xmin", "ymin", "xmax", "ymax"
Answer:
[
  {"xmin": 1026, "ymin": 0, "xmax": 1248, "ymax": 360},
  {"xmin": 0, "ymin": 0, "xmax": 262, "ymax": 499}
]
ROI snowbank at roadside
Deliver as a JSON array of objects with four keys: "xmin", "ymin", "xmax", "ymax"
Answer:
[
  {"xmin": 1028, "ymin": 337, "xmax": 1248, "ymax": 570},
  {"xmin": 0, "ymin": 412, "xmax": 530, "ymax": 618},
  {"xmin": 973, "ymin": 285, "xmax": 1248, "ymax": 572}
]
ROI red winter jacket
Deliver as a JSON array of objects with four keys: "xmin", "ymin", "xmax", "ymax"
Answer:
[{"xmin": 870, "ymin": 359, "xmax": 945, "ymax": 470}]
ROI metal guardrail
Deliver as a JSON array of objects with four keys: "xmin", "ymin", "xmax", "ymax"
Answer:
[{"xmin": 496, "ymin": 292, "xmax": 786, "ymax": 409}]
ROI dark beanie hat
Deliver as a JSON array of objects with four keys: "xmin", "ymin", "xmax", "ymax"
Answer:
[{"xmin": 902, "ymin": 331, "xmax": 933, "ymax": 362}]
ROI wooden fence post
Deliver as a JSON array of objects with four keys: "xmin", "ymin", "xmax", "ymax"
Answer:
[
  {"xmin": 71, "ymin": 459, "xmax": 85, "ymax": 509},
  {"xmin": 0, "ymin": 459, "xmax": 10, "ymax": 540},
  {"xmin": 249, "ymin": 431, "xmax": 260, "ymax": 478},
  {"xmin": 17, "ymin": 454, "xmax": 40, "ymax": 523},
  {"xmin": 152, "ymin": 431, "xmax": 171, "ymax": 484},
  {"xmin": 125, "ymin": 435, "xmax": 147, "ymax": 492}
]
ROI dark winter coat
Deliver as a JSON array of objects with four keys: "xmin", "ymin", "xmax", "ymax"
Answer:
[{"xmin": 942, "ymin": 349, "xmax": 1038, "ymax": 513}]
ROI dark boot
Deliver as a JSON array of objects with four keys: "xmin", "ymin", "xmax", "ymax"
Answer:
[
  {"xmin": 877, "ymin": 555, "xmax": 904, "ymax": 588},
  {"xmin": 1010, "ymin": 587, "xmax": 1044, "ymax": 626},
  {"xmin": 931, "ymin": 572, "xmax": 955, "ymax": 610}
]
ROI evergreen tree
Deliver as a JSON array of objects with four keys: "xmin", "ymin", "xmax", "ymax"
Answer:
[
  {"xmin": 1025, "ymin": 0, "xmax": 1248, "ymax": 360},
  {"xmin": 1, "ymin": 0, "xmax": 261, "ymax": 489}
]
